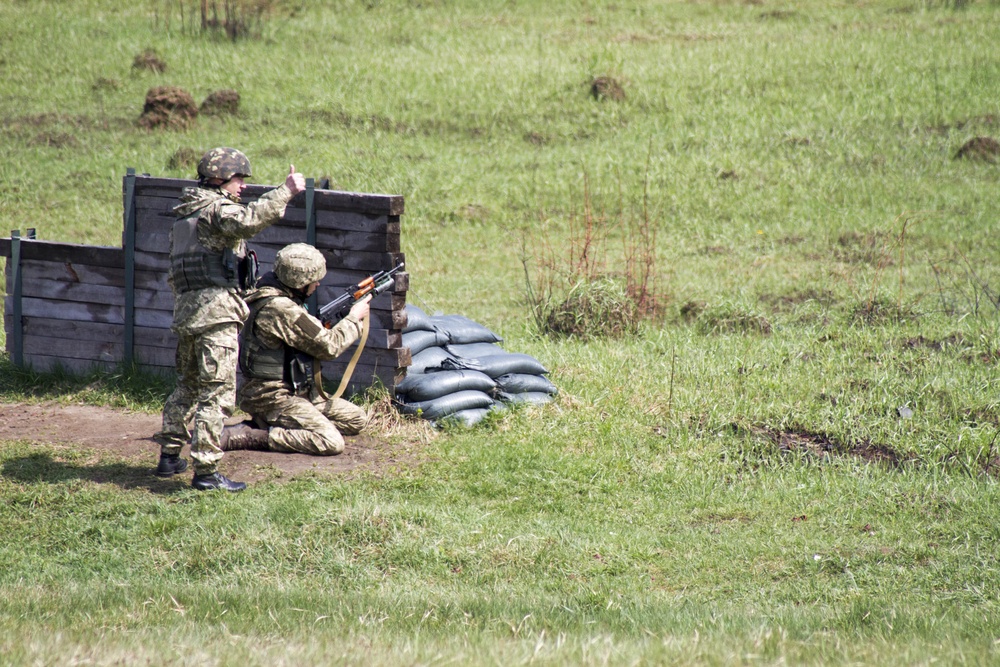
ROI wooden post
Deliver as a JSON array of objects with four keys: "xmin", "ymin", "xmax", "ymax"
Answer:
[{"xmin": 123, "ymin": 168, "xmax": 137, "ymax": 365}]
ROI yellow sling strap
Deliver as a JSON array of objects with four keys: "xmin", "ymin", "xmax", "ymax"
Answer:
[{"xmin": 332, "ymin": 316, "xmax": 370, "ymax": 400}]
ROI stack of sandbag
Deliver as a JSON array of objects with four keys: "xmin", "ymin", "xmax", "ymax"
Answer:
[{"xmin": 395, "ymin": 305, "xmax": 557, "ymax": 426}]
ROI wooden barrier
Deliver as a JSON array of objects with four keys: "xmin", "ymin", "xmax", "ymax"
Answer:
[{"xmin": 2, "ymin": 173, "xmax": 410, "ymax": 394}]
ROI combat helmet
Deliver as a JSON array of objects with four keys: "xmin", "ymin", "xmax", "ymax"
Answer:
[
  {"xmin": 274, "ymin": 243, "xmax": 326, "ymax": 289},
  {"xmin": 197, "ymin": 147, "xmax": 252, "ymax": 181}
]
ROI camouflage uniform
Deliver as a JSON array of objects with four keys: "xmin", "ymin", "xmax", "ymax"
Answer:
[
  {"xmin": 156, "ymin": 176, "xmax": 294, "ymax": 475},
  {"xmin": 237, "ymin": 273, "xmax": 369, "ymax": 455}
]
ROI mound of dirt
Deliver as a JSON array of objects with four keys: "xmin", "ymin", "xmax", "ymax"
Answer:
[
  {"xmin": 200, "ymin": 89, "xmax": 240, "ymax": 116},
  {"xmin": 0, "ymin": 402, "xmax": 426, "ymax": 492},
  {"xmin": 955, "ymin": 136, "xmax": 1000, "ymax": 162},
  {"xmin": 132, "ymin": 49, "xmax": 167, "ymax": 73},
  {"xmin": 590, "ymin": 76, "xmax": 626, "ymax": 102},
  {"xmin": 139, "ymin": 86, "xmax": 198, "ymax": 131}
]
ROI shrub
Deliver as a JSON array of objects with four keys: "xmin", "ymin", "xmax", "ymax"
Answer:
[
  {"xmin": 522, "ymin": 165, "xmax": 668, "ymax": 339},
  {"xmin": 543, "ymin": 279, "xmax": 640, "ymax": 339}
]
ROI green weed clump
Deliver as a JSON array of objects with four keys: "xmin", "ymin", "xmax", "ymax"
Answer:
[
  {"xmin": 542, "ymin": 278, "xmax": 640, "ymax": 339},
  {"xmin": 522, "ymin": 167, "xmax": 668, "ymax": 340}
]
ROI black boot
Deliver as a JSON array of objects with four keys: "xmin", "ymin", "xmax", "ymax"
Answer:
[
  {"xmin": 191, "ymin": 472, "xmax": 247, "ymax": 492},
  {"xmin": 155, "ymin": 453, "xmax": 188, "ymax": 478},
  {"xmin": 220, "ymin": 422, "xmax": 270, "ymax": 451}
]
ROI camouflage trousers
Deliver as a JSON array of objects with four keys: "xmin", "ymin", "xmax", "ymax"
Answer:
[
  {"xmin": 244, "ymin": 391, "xmax": 369, "ymax": 455},
  {"xmin": 156, "ymin": 323, "xmax": 239, "ymax": 474}
]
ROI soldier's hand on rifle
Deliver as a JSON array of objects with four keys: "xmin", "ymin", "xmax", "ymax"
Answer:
[
  {"xmin": 349, "ymin": 294, "xmax": 372, "ymax": 322},
  {"xmin": 286, "ymin": 164, "xmax": 306, "ymax": 196}
]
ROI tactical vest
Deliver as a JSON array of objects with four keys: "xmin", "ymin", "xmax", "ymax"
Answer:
[
  {"xmin": 239, "ymin": 296, "xmax": 314, "ymax": 392},
  {"xmin": 170, "ymin": 212, "xmax": 258, "ymax": 294}
]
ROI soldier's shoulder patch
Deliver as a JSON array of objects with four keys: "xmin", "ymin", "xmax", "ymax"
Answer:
[{"xmin": 294, "ymin": 312, "xmax": 322, "ymax": 337}]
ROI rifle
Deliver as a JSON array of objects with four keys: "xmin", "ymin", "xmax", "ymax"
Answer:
[{"xmin": 318, "ymin": 262, "xmax": 405, "ymax": 327}]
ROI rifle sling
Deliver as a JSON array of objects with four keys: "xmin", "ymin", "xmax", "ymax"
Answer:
[
  {"xmin": 312, "ymin": 357, "xmax": 329, "ymax": 401},
  {"xmin": 313, "ymin": 317, "xmax": 371, "ymax": 401},
  {"xmin": 333, "ymin": 317, "xmax": 370, "ymax": 400}
]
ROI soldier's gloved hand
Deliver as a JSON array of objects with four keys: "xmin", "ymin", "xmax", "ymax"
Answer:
[
  {"xmin": 286, "ymin": 164, "xmax": 306, "ymax": 196},
  {"xmin": 349, "ymin": 294, "xmax": 372, "ymax": 322}
]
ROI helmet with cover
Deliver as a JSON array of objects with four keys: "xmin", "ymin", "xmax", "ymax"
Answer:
[
  {"xmin": 274, "ymin": 243, "xmax": 326, "ymax": 289},
  {"xmin": 197, "ymin": 147, "xmax": 252, "ymax": 181}
]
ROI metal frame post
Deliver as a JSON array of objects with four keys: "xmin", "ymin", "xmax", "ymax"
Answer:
[
  {"xmin": 305, "ymin": 178, "xmax": 318, "ymax": 315},
  {"xmin": 123, "ymin": 168, "xmax": 137, "ymax": 365},
  {"xmin": 10, "ymin": 229, "xmax": 23, "ymax": 367}
]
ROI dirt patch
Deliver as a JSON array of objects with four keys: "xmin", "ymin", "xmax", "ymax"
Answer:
[
  {"xmin": 0, "ymin": 402, "xmax": 429, "ymax": 492},
  {"xmin": 834, "ymin": 230, "xmax": 891, "ymax": 265},
  {"xmin": 902, "ymin": 333, "xmax": 964, "ymax": 351},
  {"xmin": 851, "ymin": 297, "xmax": 916, "ymax": 325},
  {"xmin": 692, "ymin": 306, "xmax": 772, "ymax": 336},
  {"xmin": 133, "ymin": 49, "xmax": 167, "ymax": 73},
  {"xmin": 525, "ymin": 131, "xmax": 548, "ymax": 145},
  {"xmin": 590, "ymin": 76, "xmax": 626, "ymax": 102},
  {"xmin": 759, "ymin": 10, "xmax": 796, "ymax": 20},
  {"xmin": 28, "ymin": 131, "xmax": 78, "ymax": 148},
  {"xmin": 758, "ymin": 288, "xmax": 835, "ymax": 313},
  {"xmin": 679, "ymin": 300, "xmax": 706, "ymax": 321},
  {"xmin": 954, "ymin": 136, "xmax": 1000, "ymax": 162},
  {"xmin": 200, "ymin": 89, "xmax": 240, "ymax": 116},
  {"xmin": 138, "ymin": 86, "xmax": 198, "ymax": 131},
  {"xmin": 93, "ymin": 77, "xmax": 122, "ymax": 93},
  {"xmin": 735, "ymin": 423, "xmax": 911, "ymax": 468},
  {"xmin": 927, "ymin": 115, "xmax": 998, "ymax": 135}
]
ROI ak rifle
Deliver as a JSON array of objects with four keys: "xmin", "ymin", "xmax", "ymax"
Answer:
[{"xmin": 318, "ymin": 262, "xmax": 405, "ymax": 328}]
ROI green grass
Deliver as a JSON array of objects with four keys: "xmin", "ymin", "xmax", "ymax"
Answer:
[{"xmin": 2, "ymin": 0, "xmax": 1000, "ymax": 664}]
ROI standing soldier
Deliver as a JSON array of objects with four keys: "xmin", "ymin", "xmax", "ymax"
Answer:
[
  {"xmin": 154, "ymin": 147, "xmax": 305, "ymax": 492},
  {"xmin": 225, "ymin": 243, "xmax": 372, "ymax": 456}
]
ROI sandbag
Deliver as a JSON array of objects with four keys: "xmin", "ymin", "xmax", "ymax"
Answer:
[
  {"xmin": 402, "ymin": 328, "xmax": 450, "ymax": 356},
  {"xmin": 395, "ymin": 369, "xmax": 496, "ymax": 402},
  {"xmin": 493, "ymin": 373, "xmax": 558, "ymax": 395},
  {"xmin": 396, "ymin": 389, "xmax": 494, "ymax": 420},
  {"xmin": 495, "ymin": 391, "xmax": 555, "ymax": 406},
  {"xmin": 403, "ymin": 304, "xmax": 437, "ymax": 333},
  {"xmin": 445, "ymin": 342, "xmax": 505, "ymax": 359},
  {"xmin": 409, "ymin": 346, "xmax": 455, "ymax": 374},
  {"xmin": 435, "ymin": 407, "xmax": 492, "ymax": 428},
  {"xmin": 439, "ymin": 353, "xmax": 549, "ymax": 378},
  {"xmin": 430, "ymin": 314, "xmax": 502, "ymax": 345}
]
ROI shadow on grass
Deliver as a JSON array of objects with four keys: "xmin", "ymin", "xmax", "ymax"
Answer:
[{"xmin": 1, "ymin": 451, "xmax": 189, "ymax": 495}]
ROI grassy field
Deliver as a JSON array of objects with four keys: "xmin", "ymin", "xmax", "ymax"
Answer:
[{"xmin": 2, "ymin": 0, "xmax": 1000, "ymax": 664}]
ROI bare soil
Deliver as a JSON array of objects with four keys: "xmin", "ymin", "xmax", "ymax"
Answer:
[
  {"xmin": 0, "ymin": 401, "xmax": 427, "ymax": 492},
  {"xmin": 132, "ymin": 49, "xmax": 167, "ymax": 73},
  {"xmin": 955, "ymin": 136, "xmax": 1000, "ymax": 162},
  {"xmin": 138, "ymin": 86, "xmax": 198, "ymax": 131},
  {"xmin": 200, "ymin": 89, "xmax": 240, "ymax": 116}
]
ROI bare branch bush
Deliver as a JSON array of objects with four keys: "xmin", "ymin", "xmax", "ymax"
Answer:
[
  {"xmin": 520, "ymin": 157, "xmax": 669, "ymax": 339},
  {"xmin": 152, "ymin": 0, "xmax": 286, "ymax": 41}
]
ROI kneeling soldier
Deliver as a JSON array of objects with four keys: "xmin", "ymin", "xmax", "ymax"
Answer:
[{"xmin": 226, "ymin": 243, "xmax": 371, "ymax": 455}]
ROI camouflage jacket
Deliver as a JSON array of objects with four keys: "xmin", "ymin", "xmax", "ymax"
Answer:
[
  {"xmin": 238, "ymin": 282, "xmax": 364, "ymax": 397},
  {"xmin": 169, "ymin": 183, "xmax": 293, "ymax": 335}
]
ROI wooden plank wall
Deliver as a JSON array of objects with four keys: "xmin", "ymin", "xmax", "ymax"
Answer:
[
  {"xmin": 2, "ymin": 175, "xmax": 410, "ymax": 394},
  {"xmin": 2, "ymin": 241, "xmax": 128, "ymax": 375}
]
